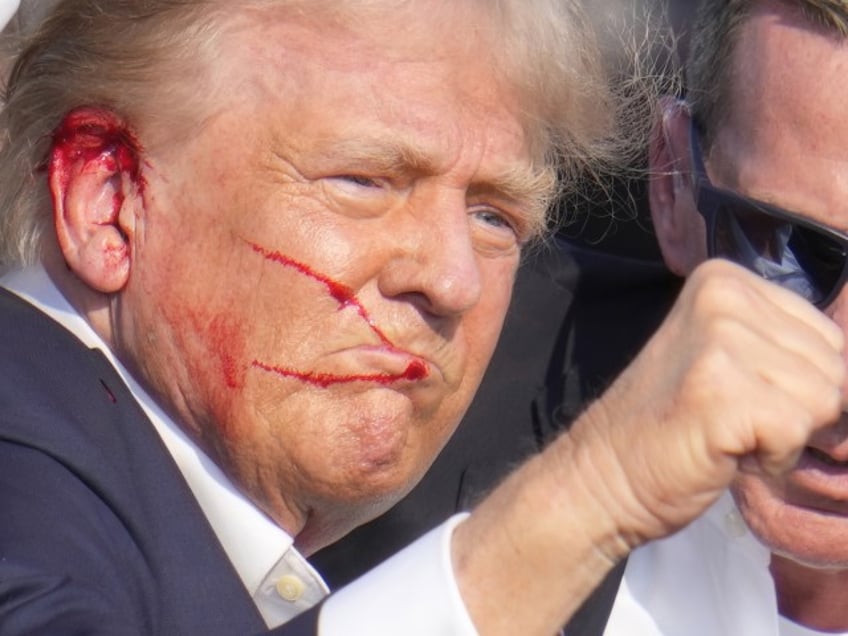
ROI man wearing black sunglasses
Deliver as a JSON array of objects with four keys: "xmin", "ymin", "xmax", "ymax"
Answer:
[{"xmin": 604, "ymin": 1, "xmax": 848, "ymax": 634}]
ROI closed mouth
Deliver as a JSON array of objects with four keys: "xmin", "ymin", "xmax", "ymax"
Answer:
[
  {"xmin": 805, "ymin": 446, "xmax": 848, "ymax": 469},
  {"xmin": 252, "ymin": 347, "xmax": 430, "ymax": 388}
]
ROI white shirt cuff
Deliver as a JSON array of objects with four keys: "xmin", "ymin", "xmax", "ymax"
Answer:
[
  {"xmin": 319, "ymin": 513, "xmax": 478, "ymax": 635},
  {"xmin": 0, "ymin": 0, "xmax": 18, "ymax": 31}
]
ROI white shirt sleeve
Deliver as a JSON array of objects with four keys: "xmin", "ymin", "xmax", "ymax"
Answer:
[
  {"xmin": 319, "ymin": 513, "xmax": 478, "ymax": 635},
  {"xmin": 0, "ymin": 0, "xmax": 18, "ymax": 31}
]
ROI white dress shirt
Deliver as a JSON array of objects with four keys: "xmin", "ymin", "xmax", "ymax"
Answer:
[
  {"xmin": 0, "ymin": 0, "xmax": 18, "ymax": 32},
  {"xmin": 604, "ymin": 491, "xmax": 847, "ymax": 636},
  {"xmin": 1, "ymin": 265, "xmax": 477, "ymax": 635}
]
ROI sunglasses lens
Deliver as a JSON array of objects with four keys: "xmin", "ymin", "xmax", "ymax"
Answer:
[{"xmin": 714, "ymin": 202, "xmax": 845, "ymax": 305}]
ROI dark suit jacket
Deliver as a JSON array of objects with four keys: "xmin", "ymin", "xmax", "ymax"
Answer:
[{"xmin": 0, "ymin": 288, "xmax": 320, "ymax": 635}]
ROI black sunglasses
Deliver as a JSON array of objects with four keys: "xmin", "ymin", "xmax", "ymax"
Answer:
[{"xmin": 689, "ymin": 121, "xmax": 848, "ymax": 308}]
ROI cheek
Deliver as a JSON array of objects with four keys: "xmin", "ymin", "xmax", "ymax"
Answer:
[
  {"xmin": 142, "ymin": 239, "xmax": 252, "ymax": 387},
  {"xmin": 205, "ymin": 313, "xmax": 250, "ymax": 390},
  {"xmin": 129, "ymin": 230, "xmax": 262, "ymax": 436},
  {"xmin": 421, "ymin": 260, "xmax": 516, "ymax": 444},
  {"xmin": 154, "ymin": 297, "xmax": 252, "ymax": 434},
  {"xmin": 469, "ymin": 260, "xmax": 516, "ymax": 352}
]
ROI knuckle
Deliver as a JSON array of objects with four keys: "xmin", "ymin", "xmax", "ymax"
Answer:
[
  {"xmin": 688, "ymin": 264, "xmax": 753, "ymax": 317},
  {"xmin": 818, "ymin": 385, "xmax": 843, "ymax": 422},
  {"xmin": 677, "ymin": 346, "xmax": 736, "ymax": 406}
]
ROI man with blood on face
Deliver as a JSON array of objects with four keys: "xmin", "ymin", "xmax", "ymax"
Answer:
[
  {"xmin": 0, "ymin": 1, "xmax": 846, "ymax": 635},
  {"xmin": 601, "ymin": 1, "xmax": 848, "ymax": 634},
  {"xmin": 25, "ymin": 1, "xmax": 545, "ymax": 528},
  {"xmin": 91, "ymin": 3, "xmax": 542, "ymax": 549}
]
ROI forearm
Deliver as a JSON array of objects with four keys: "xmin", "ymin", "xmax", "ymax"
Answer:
[
  {"xmin": 451, "ymin": 260, "xmax": 848, "ymax": 635},
  {"xmin": 452, "ymin": 401, "xmax": 630, "ymax": 636}
]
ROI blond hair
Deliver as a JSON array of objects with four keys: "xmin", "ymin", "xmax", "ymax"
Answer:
[{"xmin": 0, "ymin": 0, "xmax": 631, "ymax": 269}]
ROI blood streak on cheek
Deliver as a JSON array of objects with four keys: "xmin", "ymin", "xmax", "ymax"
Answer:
[
  {"xmin": 176, "ymin": 307, "xmax": 248, "ymax": 391},
  {"xmin": 252, "ymin": 358, "xmax": 429, "ymax": 388},
  {"xmin": 249, "ymin": 242, "xmax": 391, "ymax": 344},
  {"xmin": 207, "ymin": 314, "xmax": 247, "ymax": 390},
  {"xmin": 247, "ymin": 241, "xmax": 430, "ymax": 387}
]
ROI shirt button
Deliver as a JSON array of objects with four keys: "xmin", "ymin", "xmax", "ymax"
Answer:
[{"xmin": 275, "ymin": 575, "xmax": 306, "ymax": 602}]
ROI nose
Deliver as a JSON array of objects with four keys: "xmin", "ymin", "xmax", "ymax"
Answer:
[{"xmin": 378, "ymin": 187, "xmax": 483, "ymax": 318}]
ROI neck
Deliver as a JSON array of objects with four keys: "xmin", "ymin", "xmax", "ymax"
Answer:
[{"xmin": 771, "ymin": 554, "xmax": 848, "ymax": 631}]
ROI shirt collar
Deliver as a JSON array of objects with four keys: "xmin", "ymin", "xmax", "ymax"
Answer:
[
  {"xmin": 703, "ymin": 490, "xmax": 771, "ymax": 566},
  {"xmin": 605, "ymin": 490, "xmax": 778, "ymax": 636},
  {"xmin": 0, "ymin": 265, "xmax": 326, "ymax": 601}
]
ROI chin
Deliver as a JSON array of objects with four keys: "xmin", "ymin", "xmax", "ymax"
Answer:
[
  {"xmin": 295, "ymin": 461, "xmax": 422, "ymax": 556},
  {"xmin": 763, "ymin": 508, "xmax": 848, "ymax": 569},
  {"xmin": 337, "ymin": 447, "xmax": 427, "ymax": 505},
  {"xmin": 330, "ymin": 398, "xmax": 453, "ymax": 496}
]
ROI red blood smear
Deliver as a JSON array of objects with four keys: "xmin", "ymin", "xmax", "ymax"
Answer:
[
  {"xmin": 249, "ymin": 242, "xmax": 391, "ymax": 344},
  {"xmin": 252, "ymin": 359, "xmax": 428, "ymax": 388},
  {"xmin": 50, "ymin": 108, "xmax": 146, "ymax": 195},
  {"xmin": 248, "ymin": 242, "xmax": 430, "ymax": 387}
]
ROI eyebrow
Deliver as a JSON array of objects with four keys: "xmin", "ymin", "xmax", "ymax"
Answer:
[
  {"xmin": 322, "ymin": 137, "xmax": 556, "ymax": 232},
  {"xmin": 470, "ymin": 165, "xmax": 556, "ymax": 235}
]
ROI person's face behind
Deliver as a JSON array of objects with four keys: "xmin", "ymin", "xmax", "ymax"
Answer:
[
  {"xmin": 109, "ymin": 5, "xmax": 540, "ymax": 551},
  {"xmin": 652, "ymin": 1, "xmax": 848, "ymax": 569}
]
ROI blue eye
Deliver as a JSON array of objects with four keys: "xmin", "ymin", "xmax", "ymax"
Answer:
[
  {"xmin": 475, "ymin": 209, "xmax": 512, "ymax": 229},
  {"xmin": 470, "ymin": 207, "xmax": 526, "ymax": 254},
  {"xmin": 473, "ymin": 208, "xmax": 520, "ymax": 238},
  {"xmin": 336, "ymin": 175, "xmax": 380, "ymax": 188}
]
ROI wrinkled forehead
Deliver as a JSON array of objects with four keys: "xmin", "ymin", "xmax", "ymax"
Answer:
[
  {"xmin": 235, "ymin": 2, "xmax": 550, "ymax": 213},
  {"xmin": 723, "ymin": 1, "xmax": 848, "ymax": 134},
  {"xmin": 713, "ymin": 13, "xmax": 825, "ymax": 153},
  {"xmin": 707, "ymin": 3, "xmax": 848, "ymax": 225},
  {"xmin": 210, "ymin": 0, "xmax": 555, "ymax": 160},
  {"xmin": 126, "ymin": 0, "xmax": 558, "ymax": 236}
]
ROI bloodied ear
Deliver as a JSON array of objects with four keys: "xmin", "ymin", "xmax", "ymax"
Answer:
[{"xmin": 49, "ymin": 107, "xmax": 144, "ymax": 293}]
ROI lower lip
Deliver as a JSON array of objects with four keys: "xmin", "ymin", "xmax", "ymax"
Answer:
[
  {"xmin": 783, "ymin": 449, "xmax": 848, "ymax": 511},
  {"xmin": 797, "ymin": 447, "xmax": 848, "ymax": 474}
]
